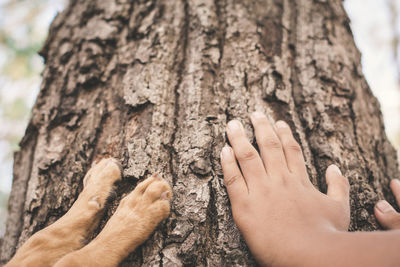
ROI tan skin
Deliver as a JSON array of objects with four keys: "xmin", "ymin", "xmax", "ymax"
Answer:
[{"xmin": 220, "ymin": 111, "xmax": 400, "ymax": 267}]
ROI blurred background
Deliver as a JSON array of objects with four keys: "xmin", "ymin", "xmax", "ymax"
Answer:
[{"xmin": 0, "ymin": 0, "xmax": 399, "ymax": 237}]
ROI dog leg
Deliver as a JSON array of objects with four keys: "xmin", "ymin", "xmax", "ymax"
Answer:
[
  {"xmin": 54, "ymin": 174, "xmax": 172, "ymax": 267},
  {"xmin": 6, "ymin": 158, "xmax": 122, "ymax": 267}
]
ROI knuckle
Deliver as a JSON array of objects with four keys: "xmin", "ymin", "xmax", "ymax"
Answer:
[
  {"xmin": 237, "ymin": 150, "xmax": 257, "ymax": 161},
  {"xmin": 261, "ymin": 138, "xmax": 282, "ymax": 149},
  {"xmin": 285, "ymin": 141, "xmax": 302, "ymax": 152},
  {"xmin": 225, "ymin": 174, "xmax": 242, "ymax": 186}
]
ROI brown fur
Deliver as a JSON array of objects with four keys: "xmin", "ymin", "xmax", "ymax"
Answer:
[{"xmin": 6, "ymin": 158, "xmax": 172, "ymax": 267}]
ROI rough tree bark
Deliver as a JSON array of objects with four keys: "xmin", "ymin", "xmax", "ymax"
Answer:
[{"xmin": 1, "ymin": 0, "xmax": 399, "ymax": 265}]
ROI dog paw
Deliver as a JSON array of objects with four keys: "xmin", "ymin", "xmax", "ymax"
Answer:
[
  {"xmin": 83, "ymin": 158, "xmax": 122, "ymax": 187},
  {"xmin": 122, "ymin": 173, "xmax": 172, "ymax": 220},
  {"xmin": 120, "ymin": 173, "xmax": 172, "ymax": 225},
  {"xmin": 80, "ymin": 158, "xmax": 122, "ymax": 209},
  {"xmin": 97, "ymin": 174, "xmax": 172, "ymax": 248}
]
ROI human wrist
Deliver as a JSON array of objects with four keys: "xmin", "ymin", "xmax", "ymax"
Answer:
[{"xmin": 276, "ymin": 227, "xmax": 341, "ymax": 267}]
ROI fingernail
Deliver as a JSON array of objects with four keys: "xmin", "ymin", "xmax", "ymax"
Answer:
[
  {"xmin": 227, "ymin": 120, "xmax": 243, "ymax": 132},
  {"xmin": 221, "ymin": 146, "xmax": 232, "ymax": 159},
  {"xmin": 376, "ymin": 200, "xmax": 395, "ymax": 213},
  {"xmin": 329, "ymin": 164, "xmax": 342, "ymax": 175},
  {"xmin": 251, "ymin": 111, "xmax": 265, "ymax": 119},
  {"xmin": 275, "ymin": 120, "xmax": 288, "ymax": 128}
]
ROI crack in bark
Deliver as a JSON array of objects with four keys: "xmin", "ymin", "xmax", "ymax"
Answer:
[
  {"xmin": 128, "ymin": 0, "xmax": 157, "ymax": 40},
  {"xmin": 215, "ymin": 0, "xmax": 226, "ymax": 66},
  {"xmin": 348, "ymin": 101, "xmax": 373, "ymax": 183},
  {"xmin": 287, "ymin": 0, "xmax": 320, "ymax": 187},
  {"xmin": 167, "ymin": 0, "xmax": 189, "ymax": 186}
]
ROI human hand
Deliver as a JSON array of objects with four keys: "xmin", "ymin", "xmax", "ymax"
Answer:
[
  {"xmin": 220, "ymin": 112, "xmax": 350, "ymax": 266},
  {"xmin": 375, "ymin": 179, "xmax": 400, "ymax": 229}
]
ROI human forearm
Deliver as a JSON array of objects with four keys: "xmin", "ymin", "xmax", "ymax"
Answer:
[
  {"xmin": 295, "ymin": 230, "xmax": 400, "ymax": 267},
  {"xmin": 328, "ymin": 230, "xmax": 400, "ymax": 267}
]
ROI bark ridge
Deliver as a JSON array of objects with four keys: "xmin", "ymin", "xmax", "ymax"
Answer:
[{"xmin": 1, "ymin": 0, "xmax": 399, "ymax": 265}]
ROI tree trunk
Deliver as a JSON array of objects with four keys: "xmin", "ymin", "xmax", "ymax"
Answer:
[{"xmin": 1, "ymin": 0, "xmax": 399, "ymax": 265}]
